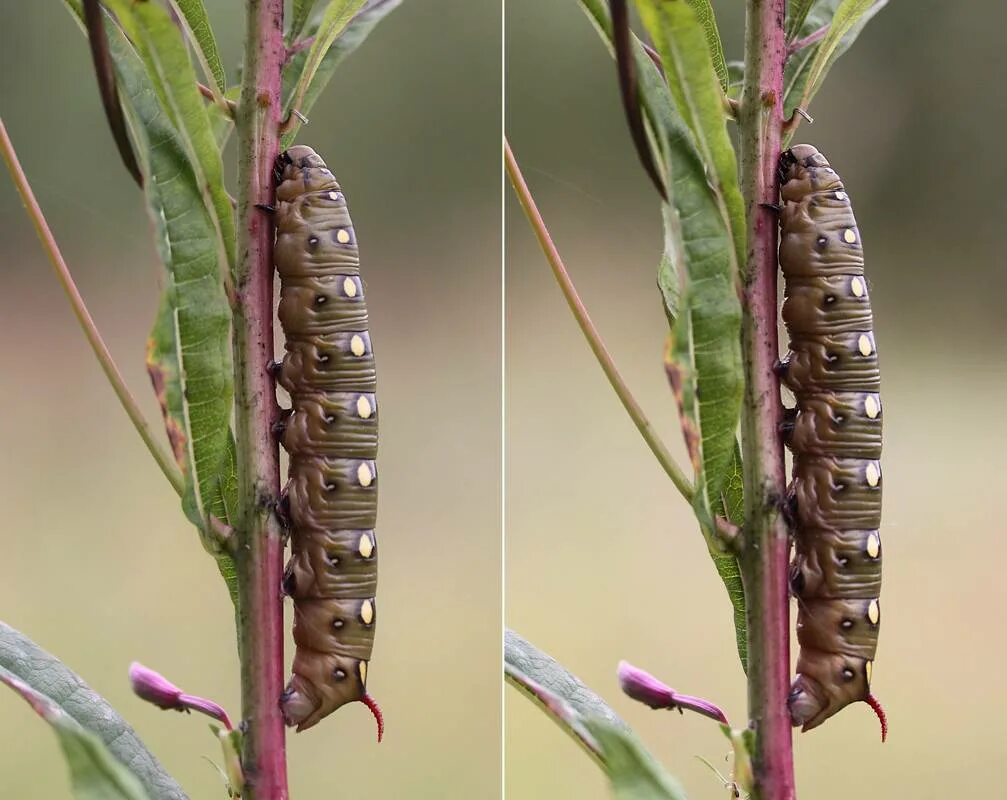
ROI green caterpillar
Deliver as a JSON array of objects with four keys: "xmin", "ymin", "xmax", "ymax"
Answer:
[
  {"xmin": 777, "ymin": 144, "xmax": 886, "ymax": 741},
  {"xmin": 272, "ymin": 146, "xmax": 382, "ymax": 738}
]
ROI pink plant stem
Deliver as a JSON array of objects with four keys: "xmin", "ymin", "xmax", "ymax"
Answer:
[
  {"xmin": 738, "ymin": 1, "xmax": 795, "ymax": 799},
  {"xmin": 233, "ymin": 1, "xmax": 288, "ymax": 798},
  {"xmin": 787, "ymin": 24, "xmax": 828, "ymax": 55}
]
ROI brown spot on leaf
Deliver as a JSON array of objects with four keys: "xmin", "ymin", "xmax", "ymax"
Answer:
[
  {"xmin": 663, "ymin": 338, "xmax": 702, "ymax": 475},
  {"xmin": 146, "ymin": 337, "xmax": 188, "ymax": 470}
]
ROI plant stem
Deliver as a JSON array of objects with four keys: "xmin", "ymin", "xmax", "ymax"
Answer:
[
  {"xmin": 0, "ymin": 117, "xmax": 185, "ymax": 499},
  {"xmin": 505, "ymin": 139, "xmax": 694, "ymax": 503},
  {"xmin": 787, "ymin": 23, "xmax": 828, "ymax": 55},
  {"xmin": 737, "ymin": 2, "xmax": 795, "ymax": 799},
  {"xmin": 233, "ymin": 2, "xmax": 288, "ymax": 798}
]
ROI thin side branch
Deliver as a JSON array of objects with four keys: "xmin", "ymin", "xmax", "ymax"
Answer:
[
  {"xmin": 285, "ymin": 35, "xmax": 315, "ymax": 62},
  {"xmin": 787, "ymin": 23, "xmax": 828, "ymax": 55},
  {"xmin": 737, "ymin": 0, "xmax": 795, "ymax": 797},
  {"xmin": 198, "ymin": 81, "xmax": 238, "ymax": 118},
  {"xmin": 233, "ymin": 1, "xmax": 288, "ymax": 798},
  {"xmin": 0, "ymin": 118, "xmax": 184, "ymax": 498},
  {"xmin": 505, "ymin": 139, "xmax": 693, "ymax": 503}
]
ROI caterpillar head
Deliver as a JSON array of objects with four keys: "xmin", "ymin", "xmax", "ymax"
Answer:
[
  {"xmin": 275, "ymin": 145, "xmax": 341, "ymax": 200},
  {"xmin": 282, "ymin": 653, "xmax": 382, "ymax": 740},
  {"xmin": 789, "ymin": 653, "xmax": 885, "ymax": 741}
]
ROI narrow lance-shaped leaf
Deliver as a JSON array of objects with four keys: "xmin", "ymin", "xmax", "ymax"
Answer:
[
  {"xmin": 798, "ymin": 0, "xmax": 885, "ymax": 110},
  {"xmin": 1, "ymin": 670, "xmax": 152, "ymax": 800},
  {"xmin": 103, "ymin": 0, "xmax": 236, "ymax": 273},
  {"xmin": 634, "ymin": 0, "xmax": 746, "ymax": 270},
  {"xmin": 579, "ymin": 0, "xmax": 746, "ymax": 669},
  {"xmin": 0, "ymin": 623, "xmax": 187, "ymax": 800},
  {"xmin": 505, "ymin": 630, "xmax": 625, "ymax": 769},
  {"xmin": 284, "ymin": 0, "xmax": 367, "ymax": 120},
  {"xmin": 505, "ymin": 630, "xmax": 628, "ymax": 730},
  {"xmin": 711, "ymin": 444, "xmax": 746, "ymax": 671},
  {"xmin": 208, "ymin": 86, "xmax": 241, "ymax": 148},
  {"xmin": 63, "ymin": 0, "xmax": 239, "ymax": 603},
  {"xmin": 281, "ymin": 0, "xmax": 401, "ymax": 146},
  {"xmin": 786, "ymin": 0, "xmax": 817, "ymax": 40},
  {"xmin": 583, "ymin": 719, "xmax": 689, "ymax": 800},
  {"xmin": 783, "ymin": 0, "xmax": 888, "ymax": 124},
  {"xmin": 169, "ymin": 0, "xmax": 227, "ymax": 95},
  {"xmin": 684, "ymin": 0, "xmax": 729, "ymax": 93},
  {"xmin": 289, "ymin": 0, "xmax": 319, "ymax": 43}
]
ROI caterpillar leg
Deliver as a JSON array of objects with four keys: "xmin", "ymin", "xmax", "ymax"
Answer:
[
  {"xmin": 272, "ymin": 407, "xmax": 293, "ymax": 439},
  {"xmin": 779, "ymin": 406, "xmax": 797, "ymax": 445}
]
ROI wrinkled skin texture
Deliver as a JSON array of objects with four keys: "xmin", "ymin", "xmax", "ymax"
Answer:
[
  {"xmin": 274, "ymin": 146, "xmax": 378, "ymax": 731},
  {"xmin": 779, "ymin": 145, "xmax": 882, "ymax": 732}
]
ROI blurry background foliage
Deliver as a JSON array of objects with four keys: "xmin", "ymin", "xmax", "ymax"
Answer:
[
  {"xmin": 506, "ymin": 1, "xmax": 1007, "ymax": 798},
  {"xmin": 0, "ymin": 1, "xmax": 500, "ymax": 798}
]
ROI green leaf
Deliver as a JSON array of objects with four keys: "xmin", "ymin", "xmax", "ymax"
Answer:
[
  {"xmin": 580, "ymin": 0, "xmax": 746, "ymax": 671},
  {"xmin": 710, "ymin": 444, "xmax": 746, "ymax": 672},
  {"xmin": 725, "ymin": 60, "xmax": 744, "ymax": 103},
  {"xmin": 786, "ymin": 0, "xmax": 816, "ymax": 41},
  {"xmin": 505, "ymin": 630, "xmax": 628, "ymax": 730},
  {"xmin": 208, "ymin": 86, "xmax": 241, "ymax": 148},
  {"xmin": 783, "ymin": 0, "xmax": 888, "ymax": 123},
  {"xmin": 289, "ymin": 0, "xmax": 318, "ymax": 43},
  {"xmin": 634, "ymin": 0, "xmax": 745, "ymax": 270},
  {"xmin": 0, "ymin": 623, "xmax": 187, "ymax": 800},
  {"xmin": 684, "ymin": 1, "xmax": 728, "ymax": 93},
  {"xmin": 64, "ymin": 0, "xmax": 238, "ymax": 603},
  {"xmin": 505, "ymin": 630, "xmax": 629, "ymax": 767},
  {"xmin": 281, "ymin": 0, "xmax": 401, "ymax": 146},
  {"xmin": 284, "ymin": 0, "xmax": 368, "ymax": 120},
  {"xmin": 583, "ymin": 719, "xmax": 689, "ymax": 800},
  {"xmin": 169, "ymin": 0, "xmax": 227, "ymax": 94},
  {"xmin": 2, "ymin": 670, "xmax": 153, "ymax": 800},
  {"xmin": 718, "ymin": 724, "xmax": 755, "ymax": 796},
  {"xmin": 103, "ymin": 0, "xmax": 236, "ymax": 273}
]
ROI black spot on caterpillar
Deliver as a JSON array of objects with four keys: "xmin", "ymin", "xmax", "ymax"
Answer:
[
  {"xmin": 273, "ymin": 146, "xmax": 382, "ymax": 739},
  {"xmin": 777, "ymin": 144, "xmax": 886, "ymax": 742}
]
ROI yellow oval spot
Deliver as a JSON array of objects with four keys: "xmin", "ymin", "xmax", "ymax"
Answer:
[
  {"xmin": 864, "ymin": 394, "xmax": 880, "ymax": 419},
  {"xmin": 866, "ymin": 532, "xmax": 881, "ymax": 559},
  {"xmin": 350, "ymin": 334, "xmax": 366, "ymax": 357},
  {"xmin": 327, "ymin": 191, "xmax": 340, "ymax": 201},
  {"xmin": 336, "ymin": 228, "xmax": 351, "ymax": 244},
  {"xmin": 850, "ymin": 277, "xmax": 865, "ymax": 298},
  {"xmin": 357, "ymin": 462, "xmax": 373, "ymax": 487},
  {"xmin": 360, "ymin": 599, "xmax": 374, "ymax": 625},
  {"xmin": 343, "ymin": 277, "xmax": 357, "ymax": 297},
  {"xmin": 866, "ymin": 660, "xmax": 873, "ymax": 685},
  {"xmin": 358, "ymin": 533, "xmax": 374, "ymax": 559},
  {"xmin": 835, "ymin": 191, "xmax": 847, "ymax": 201},
  {"xmin": 867, "ymin": 599, "xmax": 880, "ymax": 625},
  {"xmin": 843, "ymin": 228, "xmax": 857, "ymax": 244},
  {"xmin": 357, "ymin": 395, "xmax": 373, "ymax": 419},
  {"xmin": 858, "ymin": 334, "xmax": 873, "ymax": 356},
  {"xmin": 865, "ymin": 461, "xmax": 881, "ymax": 487},
  {"xmin": 359, "ymin": 661, "xmax": 368, "ymax": 685}
]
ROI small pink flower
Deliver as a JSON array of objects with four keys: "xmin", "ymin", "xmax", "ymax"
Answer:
[
  {"xmin": 128, "ymin": 662, "xmax": 233, "ymax": 730},
  {"xmin": 618, "ymin": 661, "xmax": 729, "ymax": 725}
]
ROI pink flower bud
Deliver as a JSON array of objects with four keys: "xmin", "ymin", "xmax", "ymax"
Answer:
[
  {"xmin": 128, "ymin": 662, "xmax": 233, "ymax": 730},
  {"xmin": 618, "ymin": 660, "xmax": 729, "ymax": 725}
]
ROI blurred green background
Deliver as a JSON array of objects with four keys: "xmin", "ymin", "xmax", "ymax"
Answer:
[
  {"xmin": 0, "ymin": 1, "xmax": 500, "ymax": 798},
  {"xmin": 507, "ymin": 2, "xmax": 1007, "ymax": 798}
]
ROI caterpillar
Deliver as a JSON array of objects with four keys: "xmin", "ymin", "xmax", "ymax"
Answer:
[
  {"xmin": 271, "ymin": 145, "xmax": 382, "ymax": 738},
  {"xmin": 777, "ymin": 144, "xmax": 886, "ymax": 741}
]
